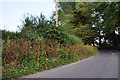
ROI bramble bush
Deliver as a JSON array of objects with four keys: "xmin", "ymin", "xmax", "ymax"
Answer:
[{"xmin": 2, "ymin": 38, "xmax": 98, "ymax": 79}]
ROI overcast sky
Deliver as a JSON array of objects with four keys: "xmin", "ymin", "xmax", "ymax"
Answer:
[{"xmin": 0, "ymin": 0, "xmax": 55, "ymax": 32}]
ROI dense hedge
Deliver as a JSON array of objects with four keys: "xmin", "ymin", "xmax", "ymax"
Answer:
[
  {"xmin": 2, "ymin": 39, "xmax": 98, "ymax": 79},
  {"xmin": 43, "ymin": 26, "xmax": 83, "ymax": 46}
]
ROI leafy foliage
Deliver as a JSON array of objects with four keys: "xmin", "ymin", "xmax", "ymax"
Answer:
[
  {"xmin": 58, "ymin": 2, "xmax": 120, "ymax": 50},
  {"xmin": 58, "ymin": 2, "xmax": 98, "ymax": 45},
  {"xmin": 17, "ymin": 13, "xmax": 83, "ymax": 46},
  {"xmin": 2, "ymin": 39, "xmax": 97, "ymax": 79},
  {"xmin": 94, "ymin": 2, "xmax": 120, "ymax": 49},
  {"xmin": 43, "ymin": 26, "xmax": 83, "ymax": 46},
  {"xmin": 2, "ymin": 30, "xmax": 21, "ymax": 40}
]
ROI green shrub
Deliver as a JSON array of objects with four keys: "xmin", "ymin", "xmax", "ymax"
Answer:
[
  {"xmin": 1, "ymin": 30, "xmax": 21, "ymax": 41},
  {"xmin": 2, "ymin": 39, "xmax": 97, "ymax": 79},
  {"xmin": 44, "ymin": 26, "xmax": 83, "ymax": 46}
]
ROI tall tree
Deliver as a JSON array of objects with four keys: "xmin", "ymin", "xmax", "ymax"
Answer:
[
  {"xmin": 58, "ymin": 2, "xmax": 98, "ymax": 45},
  {"xmin": 95, "ymin": 2, "xmax": 120, "ymax": 49}
]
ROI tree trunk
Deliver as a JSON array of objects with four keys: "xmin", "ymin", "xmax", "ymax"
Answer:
[{"xmin": 56, "ymin": 0, "xmax": 58, "ymax": 27}]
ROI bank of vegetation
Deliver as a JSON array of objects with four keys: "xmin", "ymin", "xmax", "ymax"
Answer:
[{"xmin": 1, "ymin": 2, "xmax": 120, "ymax": 79}]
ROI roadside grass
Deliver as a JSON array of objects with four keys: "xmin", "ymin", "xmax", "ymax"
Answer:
[{"xmin": 2, "ymin": 39, "xmax": 98, "ymax": 80}]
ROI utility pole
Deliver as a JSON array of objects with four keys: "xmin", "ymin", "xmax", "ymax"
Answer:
[{"xmin": 56, "ymin": 0, "xmax": 58, "ymax": 27}]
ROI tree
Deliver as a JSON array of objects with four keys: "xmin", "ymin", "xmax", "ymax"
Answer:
[
  {"xmin": 58, "ymin": 2, "xmax": 98, "ymax": 45},
  {"xmin": 95, "ymin": 2, "xmax": 120, "ymax": 49}
]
